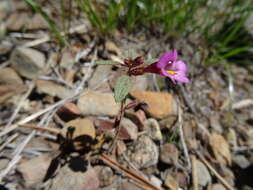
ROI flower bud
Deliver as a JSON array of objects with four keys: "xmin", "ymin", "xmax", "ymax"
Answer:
[
  {"xmin": 124, "ymin": 59, "xmax": 132, "ymax": 66},
  {"xmin": 133, "ymin": 56, "xmax": 144, "ymax": 66},
  {"xmin": 128, "ymin": 67, "xmax": 144, "ymax": 76}
]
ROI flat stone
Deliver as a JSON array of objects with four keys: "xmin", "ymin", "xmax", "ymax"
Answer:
[
  {"xmin": 196, "ymin": 159, "xmax": 211, "ymax": 186},
  {"xmin": 159, "ymin": 144, "xmax": 178, "ymax": 165},
  {"xmin": 49, "ymin": 164, "xmax": 99, "ymax": 190},
  {"xmin": 6, "ymin": 12, "xmax": 29, "ymax": 31},
  {"xmin": 11, "ymin": 47, "xmax": 45, "ymax": 79},
  {"xmin": 26, "ymin": 14, "xmax": 49, "ymax": 30},
  {"xmin": 0, "ymin": 67, "xmax": 23, "ymax": 85},
  {"xmin": 17, "ymin": 153, "xmax": 52, "ymax": 187},
  {"xmin": 77, "ymin": 90, "xmax": 120, "ymax": 117},
  {"xmin": 130, "ymin": 90, "xmax": 177, "ymax": 119},
  {"xmin": 232, "ymin": 155, "xmax": 250, "ymax": 169},
  {"xmin": 120, "ymin": 118, "xmax": 138, "ymax": 140},
  {"xmin": 36, "ymin": 80, "xmax": 73, "ymax": 99},
  {"xmin": 164, "ymin": 173, "xmax": 178, "ymax": 190},
  {"xmin": 159, "ymin": 115, "xmax": 177, "ymax": 129}
]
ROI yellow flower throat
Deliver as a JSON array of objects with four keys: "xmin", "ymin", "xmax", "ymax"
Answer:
[{"xmin": 167, "ymin": 70, "xmax": 177, "ymax": 75}]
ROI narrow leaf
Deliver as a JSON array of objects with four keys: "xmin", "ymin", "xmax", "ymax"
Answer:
[{"xmin": 114, "ymin": 75, "xmax": 132, "ymax": 102}]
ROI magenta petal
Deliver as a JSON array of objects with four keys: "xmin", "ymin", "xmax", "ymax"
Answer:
[
  {"xmin": 157, "ymin": 49, "xmax": 178, "ymax": 68},
  {"xmin": 171, "ymin": 60, "xmax": 187, "ymax": 73},
  {"xmin": 174, "ymin": 75, "xmax": 189, "ymax": 83},
  {"xmin": 161, "ymin": 68, "xmax": 189, "ymax": 83},
  {"xmin": 160, "ymin": 69, "xmax": 176, "ymax": 83}
]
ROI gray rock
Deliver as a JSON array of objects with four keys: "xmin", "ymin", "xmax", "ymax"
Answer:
[
  {"xmin": 77, "ymin": 90, "xmax": 120, "ymax": 116},
  {"xmin": 11, "ymin": 47, "xmax": 45, "ymax": 79},
  {"xmin": 49, "ymin": 164, "xmax": 99, "ymax": 190},
  {"xmin": 232, "ymin": 155, "xmax": 250, "ymax": 169},
  {"xmin": 143, "ymin": 118, "xmax": 162, "ymax": 141},
  {"xmin": 127, "ymin": 136, "xmax": 158, "ymax": 169},
  {"xmin": 94, "ymin": 166, "xmax": 115, "ymax": 187},
  {"xmin": 196, "ymin": 159, "xmax": 211, "ymax": 186}
]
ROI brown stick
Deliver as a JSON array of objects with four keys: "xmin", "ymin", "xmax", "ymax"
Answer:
[
  {"xmin": 100, "ymin": 153, "xmax": 161, "ymax": 190},
  {"xmin": 19, "ymin": 124, "xmax": 60, "ymax": 135}
]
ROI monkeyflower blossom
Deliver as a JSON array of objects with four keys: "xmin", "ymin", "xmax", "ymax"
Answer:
[{"xmin": 144, "ymin": 50, "xmax": 189, "ymax": 83}]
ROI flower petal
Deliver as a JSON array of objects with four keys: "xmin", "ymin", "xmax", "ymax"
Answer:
[
  {"xmin": 157, "ymin": 49, "xmax": 178, "ymax": 68},
  {"xmin": 171, "ymin": 60, "xmax": 187, "ymax": 73},
  {"xmin": 173, "ymin": 75, "xmax": 189, "ymax": 83}
]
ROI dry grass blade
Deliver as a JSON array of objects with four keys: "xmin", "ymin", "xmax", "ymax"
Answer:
[
  {"xmin": 177, "ymin": 99, "xmax": 191, "ymax": 170},
  {"xmin": 100, "ymin": 153, "xmax": 161, "ymax": 190},
  {"xmin": 0, "ymin": 133, "xmax": 19, "ymax": 152},
  {"xmin": 191, "ymin": 154, "xmax": 199, "ymax": 190},
  {"xmin": 23, "ymin": 24, "xmax": 88, "ymax": 47},
  {"xmin": 5, "ymin": 82, "xmax": 35, "ymax": 129},
  {"xmin": 0, "ymin": 73, "xmax": 113, "ymax": 137}
]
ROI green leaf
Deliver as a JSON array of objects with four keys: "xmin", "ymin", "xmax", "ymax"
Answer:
[
  {"xmin": 114, "ymin": 75, "xmax": 132, "ymax": 103},
  {"xmin": 24, "ymin": 0, "xmax": 65, "ymax": 47},
  {"xmin": 95, "ymin": 60, "xmax": 119, "ymax": 65}
]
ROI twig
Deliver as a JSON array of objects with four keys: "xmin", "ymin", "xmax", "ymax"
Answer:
[
  {"xmin": 178, "ymin": 83, "xmax": 197, "ymax": 114},
  {"xmin": 0, "ymin": 155, "xmax": 22, "ymax": 182},
  {"xmin": 109, "ymin": 100, "xmax": 125, "ymax": 153},
  {"xmin": 100, "ymin": 153, "xmax": 161, "ymax": 190},
  {"xmin": 0, "ymin": 74, "xmax": 112, "ymax": 137},
  {"xmin": 195, "ymin": 151, "xmax": 234, "ymax": 190},
  {"xmin": 191, "ymin": 154, "xmax": 199, "ymax": 190},
  {"xmin": 75, "ymin": 39, "xmax": 96, "ymax": 63},
  {"xmin": 5, "ymin": 82, "xmax": 35, "ymax": 129},
  {"xmin": 10, "ymin": 32, "xmax": 42, "ymax": 39},
  {"xmin": 75, "ymin": 48, "xmax": 97, "ymax": 94},
  {"xmin": 19, "ymin": 124, "xmax": 60, "ymax": 135},
  {"xmin": 39, "ymin": 75, "xmax": 75, "ymax": 89},
  {"xmin": 177, "ymin": 99, "xmax": 191, "ymax": 170},
  {"xmin": 23, "ymin": 24, "xmax": 88, "ymax": 48},
  {"xmin": 0, "ymin": 133, "xmax": 18, "ymax": 152},
  {"xmin": 6, "ymin": 144, "xmax": 53, "ymax": 156},
  {"xmin": 0, "ymin": 112, "xmax": 52, "ymax": 181}
]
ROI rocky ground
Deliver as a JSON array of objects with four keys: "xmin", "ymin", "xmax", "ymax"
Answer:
[{"xmin": 1, "ymin": 1, "xmax": 253, "ymax": 190}]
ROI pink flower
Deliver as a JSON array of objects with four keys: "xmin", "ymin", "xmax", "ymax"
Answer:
[{"xmin": 144, "ymin": 49, "xmax": 189, "ymax": 83}]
